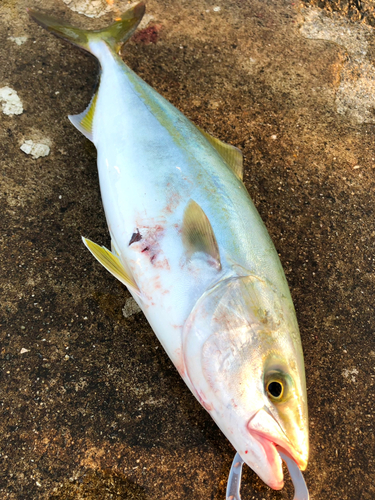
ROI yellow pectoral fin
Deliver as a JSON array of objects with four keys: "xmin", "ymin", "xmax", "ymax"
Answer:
[
  {"xmin": 82, "ymin": 237, "xmax": 141, "ymax": 296},
  {"xmin": 182, "ymin": 200, "xmax": 221, "ymax": 270}
]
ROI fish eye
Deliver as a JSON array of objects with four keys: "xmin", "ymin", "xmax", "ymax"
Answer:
[
  {"xmin": 266, "ymin": 380, "xmax": 283, "ymax": 399},
  {"xmin": 264, "ymin": 366, "xmax": 293, "ymax": 403}
]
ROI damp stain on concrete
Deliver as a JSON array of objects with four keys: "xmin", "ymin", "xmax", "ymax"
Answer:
[{"xmin": 50, "ymin": 469, "xmax": 148, "ymax": 500}]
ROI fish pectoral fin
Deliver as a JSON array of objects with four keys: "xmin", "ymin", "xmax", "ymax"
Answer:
[
  {"xmin": 69, "ymin": 92, "xmax": 98, "ymax": 142},
  {"xmin": 182, "ymin": 200, "xmax": 221, "ymax": 270},
  {"xmin": 197, "ymin": 126, "xmax": 244, "ymax": 181},
  {"xmin": 82, "ymin": 237, "xmax": 141, "ymax": 296}
]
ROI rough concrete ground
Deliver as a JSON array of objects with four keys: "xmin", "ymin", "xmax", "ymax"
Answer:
[
  {"xmin": 303, "ymin": 0, "xmax": 375, "ymax": 27},
  {"xmin": 1, "ymin": 0, "xmax": 375, "ymax": 499}
]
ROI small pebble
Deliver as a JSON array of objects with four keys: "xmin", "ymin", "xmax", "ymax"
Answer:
[
  {"xmin": 8, "ymin": 36, "xmax": 28, "ymax": 45},
  {"xmin": 20, "ymin": 140, "xmax": 50, "ymax": 159},
  {"xmin": 123, "ymin": 298, "xmax": 142, "ymax": 318},
  {"xmin": 0, "ymin": 86, "xmax": 23, "ymax": 115}
]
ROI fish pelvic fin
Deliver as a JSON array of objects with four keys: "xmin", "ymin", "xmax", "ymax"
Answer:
[
  {"xmin": 82, "ymin": 237, "xmax": 141, "ymax": 297},
  {"xmin": 182, "ymin": 200, "xmax": 221, "ymax": 270},
  {"xmin": 27, "ymin": 2, "xmax": 145, "ymax": 55}
]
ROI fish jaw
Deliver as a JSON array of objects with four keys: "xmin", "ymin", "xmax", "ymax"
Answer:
[
  {"xmin": 212, "ymin": 407, "xmax": 307, "ymax": 490},
  {"xmin": 205, "ymin": 408, "xmax": 283, "ymax": 490},
  {"xmin": 247, "ymin": 408, "xmax": 309, "ymax": 486},
  {"xmin": 245, "ymin": 431, "xmax": 284, "ymax": 490}
]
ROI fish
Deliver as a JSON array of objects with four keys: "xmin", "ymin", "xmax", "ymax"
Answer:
[{"xmin": 28, "ymin": 2, "xmax": 309, "ymax": 492}]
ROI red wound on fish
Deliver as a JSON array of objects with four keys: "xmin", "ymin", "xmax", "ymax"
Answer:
[{"xmin": 129, "ymin": 229, "xmax": 142, "ymax": 245}]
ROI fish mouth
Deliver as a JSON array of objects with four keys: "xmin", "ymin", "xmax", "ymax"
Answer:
[{"xmin": 247, "ymin": 408, "xmax": 308, "ymax": 490}]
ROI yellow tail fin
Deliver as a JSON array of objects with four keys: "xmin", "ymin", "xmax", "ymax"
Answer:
[{"xmin": 27, "ymin": 2, "xmax": 145, "ymax": 55}]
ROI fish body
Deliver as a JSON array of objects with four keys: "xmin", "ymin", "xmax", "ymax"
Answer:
[
  {"xmin": 90, "ymin": 41, "xmax": 289, "ymax": 369},
  {"xmin": 29, "ymin": 3, "xmax": 309, "ymax": 491}
]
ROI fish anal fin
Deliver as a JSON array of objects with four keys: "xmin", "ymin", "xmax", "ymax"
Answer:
[
  {"xmin": 197, "ymin": 126, "xmax": 244, "ymax": 181},
  {"xmin": 68, "ymin": 91, "xmax": 98, "ymax": 142},
  {"xmin": 182, "ymin": 200, "xmax": 221, "ymax": 270},
  {"xmin": 82, "ymin": 237, "xmax": 141, "ymax": 296}
]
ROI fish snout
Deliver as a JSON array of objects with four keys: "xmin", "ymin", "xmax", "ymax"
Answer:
[{"xmin": 247, "ymin": 408, "xmax": 308, "ymax": 486}]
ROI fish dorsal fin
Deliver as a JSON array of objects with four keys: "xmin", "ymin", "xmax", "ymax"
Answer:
[
  {"xmin": 82, "ymin": 237, "xmax": 141, "ymax": 296},
  {"xmin": 68, "ymin": 91, "xmax": 98, "ymax": 142},
  {"xmin": 182, "ymin": 200, "xmax": 221, "ymax": 270},
  {"xmin": 197, "ymin": 126, "xmax": 243, "ymax": 181}
]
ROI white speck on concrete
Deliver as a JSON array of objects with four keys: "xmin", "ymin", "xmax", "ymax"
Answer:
[
  {"xmin": 0, "ymin": 86, "xmax": 23, "ymax": 115},
  {"xmin": 271, "ymin": 135, "xmax": 277, "ymax": 140},
  {"xmin": 213, "ymin": 6, "xmax": 221, "ymax": 12},
  {"xmin": 20, "ymin": 140, "xmax": 50, "ymax": 159},
  {"xmin": 8, "ymin": 36, "xmax": 28, "ymax": 45},
  {"xmin": 20, "ymin": 348, "xmax": 30, "ymax": 354},
  {"xmin": 123, "ymin": 298, "xmax": 142, "ymax": 318},
  {"xmin": 342, "ymin": 368, "xmax": 359, "ymax": 382},
  {"xmin": 301, "ymin": 9, "xmax": 375, "ymax": 124}
]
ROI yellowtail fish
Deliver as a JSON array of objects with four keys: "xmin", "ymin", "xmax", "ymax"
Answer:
[{"xmin": 28, "ymin": 3, "xmax": 309, "ymax": 494}]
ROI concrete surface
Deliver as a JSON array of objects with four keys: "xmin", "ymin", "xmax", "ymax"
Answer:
[{"xmin": 1, "ymin": 0, "xmax": 375, "ymax": 499}]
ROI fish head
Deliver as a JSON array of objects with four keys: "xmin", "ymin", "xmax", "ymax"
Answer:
[{"xmin": 183, "ymin": 274, "xmax": 308, "ymax": 489}]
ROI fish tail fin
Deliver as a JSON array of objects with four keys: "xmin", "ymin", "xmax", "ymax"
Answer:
[{"xmin": 27, "ymin": 2, "xmax": 145, "ymax": 55}]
